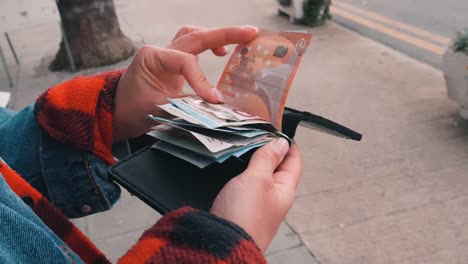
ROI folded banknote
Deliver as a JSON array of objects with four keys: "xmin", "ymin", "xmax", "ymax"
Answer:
[{"xmin": 148, "ymin": 96, "xmax": 283, "ymax": 168}]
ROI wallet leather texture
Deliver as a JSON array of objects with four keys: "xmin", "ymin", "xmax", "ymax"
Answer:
[{"xmin": 108, "ymin": 108, "xmax": 361, "ymax": 215}]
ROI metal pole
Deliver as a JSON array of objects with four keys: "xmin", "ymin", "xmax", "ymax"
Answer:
[
  {"xmin": 60, "ymin": 22, "xmax": 76, "ymax": 72},
  {"xmin": 4, "ymin": 33, "xmax": 19, "ymax": 64},
  {"xmin": 0, "ymin": 44, "xmax": 14, "ymax": 88}
]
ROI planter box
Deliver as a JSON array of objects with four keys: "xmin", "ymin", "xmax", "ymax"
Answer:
[
  {"xmin": 277, "ymin": 0, "xmax": 305, "ymax": 24},
  {"xmin": 442, "ymin": 49, "xmax": 468, "ymax": 119}
]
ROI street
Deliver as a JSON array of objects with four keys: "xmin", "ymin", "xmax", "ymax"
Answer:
[{"xmin": 331, "ymin": 0, "xmax": 468, "ymax": 68}]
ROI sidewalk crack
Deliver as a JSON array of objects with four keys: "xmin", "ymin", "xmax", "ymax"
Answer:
[{"xmin": 283, "ymin": 220, "xmax": 322, "ymax": 264}]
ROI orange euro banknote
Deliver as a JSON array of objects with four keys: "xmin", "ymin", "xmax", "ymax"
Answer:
[{"xmin": 216, "ymin": 29, "xmax": 312, "ymax": 129}]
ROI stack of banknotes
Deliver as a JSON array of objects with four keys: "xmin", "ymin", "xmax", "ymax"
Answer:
[{"xmin": 148, "ymin": 29, "xmax": 312, "ymax": 168}]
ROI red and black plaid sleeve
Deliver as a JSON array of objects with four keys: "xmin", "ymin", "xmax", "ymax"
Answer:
[
  {"xmin": 34, "ymin": 70, "xmax": 124, "ymax": 165},
  {"xmin": 119, "ymin": 207, "xmax": 266, "ymax": 264}
]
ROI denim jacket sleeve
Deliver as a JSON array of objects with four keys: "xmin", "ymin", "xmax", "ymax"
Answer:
[
  {"xmin": 0, "ymin": 106, "xmax": 120, "ymax": 218},
  {"xmin": 0, "ymin": 174, "xmax": 83, "ymax": 264},
  {"xmin": 0, "ymin": 69, "xmax": 125, "ymax": 218}
]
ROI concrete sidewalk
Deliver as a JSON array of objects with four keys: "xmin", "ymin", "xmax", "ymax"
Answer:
[{"xmin": 1, "ymin": 0, "xmax": 467, "ymax": 263}]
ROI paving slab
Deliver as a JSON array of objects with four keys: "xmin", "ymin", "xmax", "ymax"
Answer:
[
  {"xmin": 266, "ymin": 222, "xmax": 302, "ymax": 256},
  {"xmin": 83, "ymin": 190, "xmax": 161, "ymax": 241},
  {"xmin": 266, "ymin": 245, "xmax": 320, "ymax": 264},
  {"xmin": 93, "ymin": 226, "xmax": 148, "ymax": 263},
  {"xmin": 2, "ymin": 0, "xmax": 467, "ymax": 263}
]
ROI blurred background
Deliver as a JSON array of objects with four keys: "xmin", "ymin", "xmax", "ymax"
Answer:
[{"xmin": 1, "ymin": 0, "xmax": 467, "ymax": 263}]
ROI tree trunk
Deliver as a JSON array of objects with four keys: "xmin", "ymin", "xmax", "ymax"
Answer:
[{"xmin": 50, "ymin": 0, "xmax": 136, "ymax": 71}]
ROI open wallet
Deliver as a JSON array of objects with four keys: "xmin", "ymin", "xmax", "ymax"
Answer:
[{"xmin": 108, "ymin": 107, "xmax": 362, "ymax": 215}]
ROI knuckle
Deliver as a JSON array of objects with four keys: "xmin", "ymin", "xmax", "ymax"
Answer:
[
  {"xmin": 187, "ymin": 31, "xmax": 203, "ymax": 47},
  {"xmin": 137, "ymin": 45, "xmax": 155, "ymax": 56},
  {"xmin": 134, "ymin": 45, "xmax": 156, "ymax": 63},
  {"xmin": 183, "ymin": 53, "xmax": 197, "ymax": 63},
  {"xmin": 257, "ymin": 147, "xmax": 280, "ymax": 164},
  {"xmin": 257, "ymin": 148, "xmax": 274, "ymax": 161},
  {"xmin": 178, "ymin": 25, "xmax": 193, "ymax": 36},
  {"xmin": 179, "ymin": 53, "xmax": 197, "ymax": 74},
  {"xmin": 189, "ymin": 30, "xmax": 202, "ymax": 39}
]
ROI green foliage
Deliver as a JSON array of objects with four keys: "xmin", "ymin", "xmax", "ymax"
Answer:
[
  {"xmin": 277, "ymin": 0, "xmax": 292, "ymax": 6},
  {"xmin": 303, "ymin": 0, "xmax": 332, "ymax": 27},
  {"xmin": 452, "ymin": 29, "xmax": 468, "ymax": 55}
]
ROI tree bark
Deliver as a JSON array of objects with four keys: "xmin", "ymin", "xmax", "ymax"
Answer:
[{"xmin": 50, "ymin": 0, "xmax": 136, "ymax": 71}]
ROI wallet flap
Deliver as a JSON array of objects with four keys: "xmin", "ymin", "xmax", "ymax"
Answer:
[{"xmin": 283, "ymin": 107, "xmax": 362, "ymax": 141}]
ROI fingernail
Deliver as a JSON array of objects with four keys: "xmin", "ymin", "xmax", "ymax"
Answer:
[
  {"xmin": 274, "ymin": 138, "xmax": 289, "ymax": 157},
  {"xmin": 212, "ymin": 88, "xmax": 224, "ymax": 103},
  {"xmin": 242, "ymin": 25, "xmax": 259, "ymax": 34}
]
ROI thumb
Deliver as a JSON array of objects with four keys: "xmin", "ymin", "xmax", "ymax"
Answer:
[{"xmin": 245, "ymin": 138, "xmax": 290, "ymax": 177}]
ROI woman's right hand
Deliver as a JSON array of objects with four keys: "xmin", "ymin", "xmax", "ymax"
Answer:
[{"xmin": 113, "ymin": 26, "xmax": 258, "ymax": 142}]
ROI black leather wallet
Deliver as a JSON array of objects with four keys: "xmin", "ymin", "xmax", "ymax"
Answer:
[{"xmin": 108, "ymin": 107, "xmax": 362, "ymax": 215}]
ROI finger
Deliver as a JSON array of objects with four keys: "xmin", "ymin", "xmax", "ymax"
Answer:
[
  {"xmin": 167, "ymin": 25, "xmax": 258, "ymax": 55},
  {"xmin": 273, "ymin": 143, "xmax": 303, "ymax": 189},
  {"xmin": 171, "ymin": 25, "xmax": 205, "ymax": 42},
  {"xmin": 145, "ymin": 46, "xmax": 222, "ymax": 103},
  {"xmin": 245, "ymin": 138, "xmax": 290, "ymax": 178},
  {"xmin": 213, "ymin": 46, "xmax": 229, "ymax": 57},
  {"xmin": 170, "ymin": 25, "xmax": 228, "ymax": 56}
]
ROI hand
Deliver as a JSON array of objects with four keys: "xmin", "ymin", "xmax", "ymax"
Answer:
[
  {"xmin": 210, "ymin": 139, "xmax": 303, "ymax": 253},
  {"xmin": 113, "ymin": 25, "xmax": 259, "ymax": 142}
]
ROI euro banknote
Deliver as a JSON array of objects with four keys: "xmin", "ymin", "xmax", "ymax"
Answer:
[{"xmin": 217, "ymin": 29, "xmax": 312, "ymax": 129}]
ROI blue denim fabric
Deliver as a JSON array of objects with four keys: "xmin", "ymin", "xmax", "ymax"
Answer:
[
  {"xmin": 0, "ymin": 173, "xmax": 83, "ymax": 263},
  {"xmin": 0, "ymin": 106, "xmax": 121, "ymax": 218}
]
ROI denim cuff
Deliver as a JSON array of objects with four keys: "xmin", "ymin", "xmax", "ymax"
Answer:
[{"xmin": 39, "ymin": 129, "xmax": 121, "ymax": 218}]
